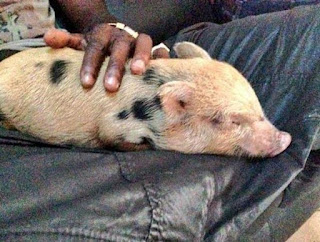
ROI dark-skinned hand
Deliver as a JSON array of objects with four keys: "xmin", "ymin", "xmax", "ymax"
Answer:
[{"xmin": 44, "ymin": 24, "xmax": 170, "ymax": 92}]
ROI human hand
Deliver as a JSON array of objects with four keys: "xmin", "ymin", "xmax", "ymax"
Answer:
[{"xmin": 44, "ymin": 24, "xmax": 170, "ymax": 92}]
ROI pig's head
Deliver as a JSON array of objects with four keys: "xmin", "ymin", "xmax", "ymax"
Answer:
[{"xmin": 154, "ymin": 42, "xmax": 291, "ymax": 157}]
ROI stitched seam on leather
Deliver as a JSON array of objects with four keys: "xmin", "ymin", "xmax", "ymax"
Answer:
[
  {"xmin": 143, "ymin": 182, "xmax": 163, "ymax": 241},
  {"xmin": 112, "ymin": 153, "xmax": 134, "ymax": 183},
  {"xmin": 0, "ymin": 228, "xmax": 142, "ymax": 241}
]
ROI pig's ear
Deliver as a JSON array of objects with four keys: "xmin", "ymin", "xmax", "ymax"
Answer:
[
  {"xmin": 173, "ymin": 42, "xmax": 211, "ymax": 60},
  {"xmin": 159, "ymin": 81, "xmax": 196, "ymax": 120}
]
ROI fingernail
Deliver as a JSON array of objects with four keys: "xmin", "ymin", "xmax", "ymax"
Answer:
[
  {"xmin": 131, "ymin": 59, "xmax": 145, "ymax": 74},
  {"xmin": 82, "ymin": 73, "xmax": 93, "ymax": 88},
  {"xmin": 105, "ymin": 77, "xmax": 120, "ymax": 92}
]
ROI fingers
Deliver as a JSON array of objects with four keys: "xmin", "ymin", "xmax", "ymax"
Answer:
[
  {"xmin": 152, "ymin": 47, "xmax": 170, "ymax": 59},
  {"xmin": 80, "ymin": 24, "xmax": 112, "ymax": 88},
  {"xmin": 152, "ymin": 43, "xmax": 171, "ymax": 59},
  {"xmin": 130, "ymin": 34, "xmax": 153, "ymax": 75},
  {"xmin": 45, "ymin": 25, "xmax": 166, "ymax": 92},
  {"xmin": 104, "ymin": 38, "xmax": 133, "ymax": 92},
  {"xmin": 44, "ymin": 29, "xmax": 86, "ymax": 50},
  {"xmin": 80, "ymin": 42, "xmax": 108, "ymax": 88},
  {"xmin": 44, "ymin": 29, "xmax": 69, "ymax": 48},
  {"xmin": 67, "ymin": 33, "xmax": 87, "ymax": 50}
]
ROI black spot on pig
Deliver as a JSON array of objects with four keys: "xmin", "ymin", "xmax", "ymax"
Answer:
[
  {"xmin": 132, "ymin": 99, "xmax": 153, "ymax": 120},
  {"xmin": 143, "ymin": 68, "xmax": 165, "ymax": 86},
  {"xmin": 117, "ymin": 110, "xmax": 130, "ymax": 120},
  {"xmin": 132, "ymin": 96, "xmax": 162, "ymax": 121},
  {"xmin": 50, "ymin": 60, "xmax": 69, "ymax": 84}
]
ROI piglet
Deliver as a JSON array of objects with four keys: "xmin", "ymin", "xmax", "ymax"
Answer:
[{"xmin": 0, "ymin": 42, "xmax": 291, "ymax": 157}]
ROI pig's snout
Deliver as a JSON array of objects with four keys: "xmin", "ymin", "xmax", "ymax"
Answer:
[
  {"xmin": 240, "ymin": 119, "xmax": 292, "ymax": 157},
  {"xmin": 267, "ymin": 131, "xmax": 291, "ymax": 157}
]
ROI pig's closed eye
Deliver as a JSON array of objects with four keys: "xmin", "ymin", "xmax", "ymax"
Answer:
[
  {"xmin": 232, "ymin": 121, "xmax": 241, "ymax": 126},
  {"xmin": 211, "ymin": 118, "xmax": 222, "ymax": 125}
]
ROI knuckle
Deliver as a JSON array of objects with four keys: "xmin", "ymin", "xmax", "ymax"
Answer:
[
  {"xmin": 113, "ymin": 39, "xmax": 133, "ymax": 52},
  {"xmin": 111, "ymin": 28, "xmax": 135, "ymax": 41},
  {"xmin": 115, "ymin": 38, "xmax": 129, "ymax": 46},
  {"xmin": 88, "ymin": 41, "xmax": 107, "ymax": 52},
  {"xmin": 120, "ymin": 32, "xmax": 136, "ymax": 42},
  {"xmin": 86, "ymin": 24, "xmax": 112, "ymax": 43},
  {"xmin": 108, "ymin": 59, "xmax": 125, "ymax": 71}
]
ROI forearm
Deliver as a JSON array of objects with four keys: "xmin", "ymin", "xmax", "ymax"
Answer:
[{"xmin": 51, "ymin": 0, "xmax": 118, "ymax": 33}]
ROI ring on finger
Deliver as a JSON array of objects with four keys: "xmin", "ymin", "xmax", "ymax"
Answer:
[
  {"xmin": 151, "ymin": 43, "xmax": 170, "ymax": 55},
  {"xmin": 108, "ymin": 23, "xmax": 139, "ymax": 39}
]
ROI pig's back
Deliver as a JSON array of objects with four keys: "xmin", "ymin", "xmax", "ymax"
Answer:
[
  {"xmin": 0, "ymin": 47, "xmax": 162, "ymax": 147},
  {"xmin": 0, "ymin": 47, "xmax": 112, "ymax": 146}
]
